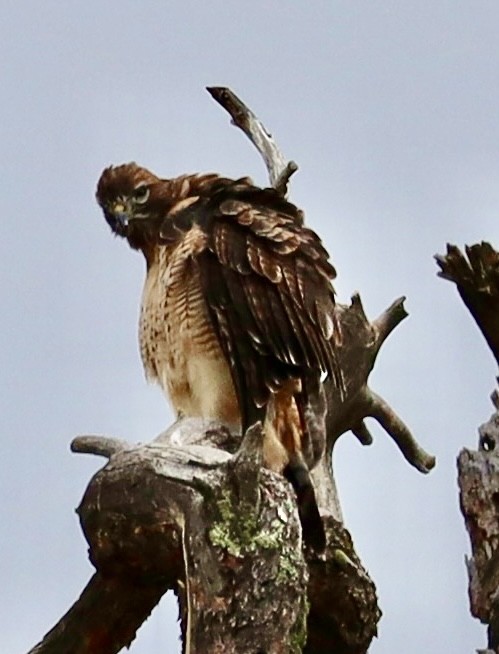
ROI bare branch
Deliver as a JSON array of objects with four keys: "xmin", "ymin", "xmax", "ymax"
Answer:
[
  {"xmin": 323, "ymin": 295, "xmax": 434, "ymax": 466},
  {"xmin": 207, "ymin": 86, "xmax": 297, "ymax": 193},
  {"xmin": 366, "ymin": 390, "xmax": 436, "ymax": 473},
  {"xmin": 372, "ymin": 296, "xmax": 408, "ymax": 353},
  {"xmin": 71, "ymin": 435, "xmax": 129, "ymax": 458}
]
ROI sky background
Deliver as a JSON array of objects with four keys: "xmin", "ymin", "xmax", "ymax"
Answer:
[{"xmin": 1, "ymin": 1, "xmax": 498, "ymax": 652}]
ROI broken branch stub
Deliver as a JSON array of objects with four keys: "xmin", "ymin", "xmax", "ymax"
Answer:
[{"xmin": 435, "ymin": 242, "xmax": 499, "ymax": 366}]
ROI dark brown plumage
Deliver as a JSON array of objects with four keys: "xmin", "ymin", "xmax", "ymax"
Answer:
[{"xmin": 96, "ymin": 162, "xmax": 344, "ymax": 550}]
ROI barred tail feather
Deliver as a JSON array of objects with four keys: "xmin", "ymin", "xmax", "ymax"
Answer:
[{"xmin": 283, "ymin": 453, "xmax": 326, "ymax": 552}]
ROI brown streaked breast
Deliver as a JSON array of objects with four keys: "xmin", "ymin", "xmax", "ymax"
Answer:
[{"xmin": 139, "ymin": 226, "xmax": 240, "ymax": 427}]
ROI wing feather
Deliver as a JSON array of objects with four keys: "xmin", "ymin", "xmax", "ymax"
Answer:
[{"xmin": 163, "ymin": 179, "xmax": 343, "ymax": 428}]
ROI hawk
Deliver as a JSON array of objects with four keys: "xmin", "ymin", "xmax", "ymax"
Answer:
[{"xmin": 96, "ymin": 162, "xmax": 343, "ymax": 551}]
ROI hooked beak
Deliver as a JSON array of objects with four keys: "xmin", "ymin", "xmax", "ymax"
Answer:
[
  {"xmin": 104, "ymin": 201, "xmax": 130, "ymax": 237},
  {"xmin": 112, "ymin": 202, "xmax": 129, "ymax": 229}
]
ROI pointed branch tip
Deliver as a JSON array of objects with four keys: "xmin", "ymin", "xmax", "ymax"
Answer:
[
  {"xmin": 206, "ymin": 84, "xmax": 296, "ymax": 192},
  {"xmin": 372, "ymin": 296, "xmax": 408, "ymax": 350}
]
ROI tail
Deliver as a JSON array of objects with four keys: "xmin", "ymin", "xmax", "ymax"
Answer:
[{"xmin": 283, "ymin": 453, "xmax": 326, "ymax": 552}]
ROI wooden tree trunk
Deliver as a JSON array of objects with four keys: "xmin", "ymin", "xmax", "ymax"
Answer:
[
  {"xmin": 28, "ymin": 88, "xmax": 435, "ymax": 654},
  {"xmin": 436, "ymin": 242, "xmax": 499, "ymax": 653}
]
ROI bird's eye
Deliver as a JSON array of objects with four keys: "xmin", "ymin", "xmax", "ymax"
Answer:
[{"xmin": 133, "ymin": 184, "xmax": 150, "ymax": 204}]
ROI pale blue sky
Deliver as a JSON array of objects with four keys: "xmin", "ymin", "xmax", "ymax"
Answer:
[{"xmin": 2, "ymin": 2, "xmax": 498, "ymax": 652}]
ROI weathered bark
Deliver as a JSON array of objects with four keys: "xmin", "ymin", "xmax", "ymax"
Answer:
[
  {"xmin": 28, "ymin": 88, "xmax": 436, "ymax": 654},
  {"xmin": 306, "ymin": 516, "xmax": 380, "ymax": 654},
  {"xmin": 28, "ymin": 574, "xmax": 170, "ymax": 654},
  {"xmin": 437, "ymin": 242, "xmax": 499, "ymax": 652},
  {"xmin": 29, "ymin": 421, "xmax": 379, "ymax": 654},
  {"xmin": 457, "ymin": 399, "xmax": 499, "ymax": 653},
  {"xmin": 29, "ymin": 284, "xmax": 393, "ymax": 653}
]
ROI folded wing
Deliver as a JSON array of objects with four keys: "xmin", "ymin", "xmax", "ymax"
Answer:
[{"xmin": 160, "ymin": 180, "xmax": 343, "ymax": 432}]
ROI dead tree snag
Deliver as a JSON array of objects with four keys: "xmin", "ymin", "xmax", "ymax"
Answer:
[
  {"xmin": 437, "ymin": 242, "xmax": 499, "ymax": 652},
  {"xmin": 28, "ymin": 88, "xmax": 435, "ymax": 654}
]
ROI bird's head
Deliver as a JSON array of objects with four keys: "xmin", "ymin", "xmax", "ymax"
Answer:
[{"xmin": 96, "ymin": 162, "xmax": 167, "ymax": 248}]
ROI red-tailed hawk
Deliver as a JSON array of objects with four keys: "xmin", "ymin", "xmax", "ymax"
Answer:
[{"xmin": 96, "ymin": 163, "xmax": 343, "ymax": 551}]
